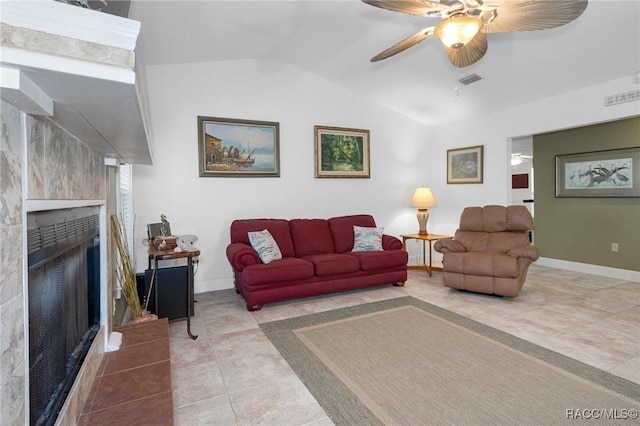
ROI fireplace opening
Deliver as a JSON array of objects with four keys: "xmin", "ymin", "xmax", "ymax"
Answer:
[{"xmin": 27, "ymin": 207, "xmax": 101, "ymax": 426}]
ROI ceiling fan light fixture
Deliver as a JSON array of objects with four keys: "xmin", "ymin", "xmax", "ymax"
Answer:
[{"xmin": 434, "ymin": 16, "xmax": 483, "ymax": 49}]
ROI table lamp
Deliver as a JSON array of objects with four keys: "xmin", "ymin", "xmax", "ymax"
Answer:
[{"xmin": 410, "ymin": 187, "xmax": 436, "ymax": 235}]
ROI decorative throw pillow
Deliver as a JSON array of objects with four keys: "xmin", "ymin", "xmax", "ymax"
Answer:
[
  {"xmin": 248, "ymin": 229, "xmax": 282, "ymax": 264},
  {"xmin": 352, "ymin": 226, "xmax": 384, "ymax": 252}
]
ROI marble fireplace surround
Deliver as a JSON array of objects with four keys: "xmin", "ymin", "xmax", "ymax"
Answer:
[
  {"xmin": 0, "ymin": 102, "xmax": 116, "ymax": 425},
  {"xmin": 1, "ymin": 4, "xmax": 147, "ymax": 423}
]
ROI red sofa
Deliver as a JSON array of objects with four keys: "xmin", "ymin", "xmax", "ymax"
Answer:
[{"xmin": 226, "ymin": 214, "xmax": 408, "ymax": 311}]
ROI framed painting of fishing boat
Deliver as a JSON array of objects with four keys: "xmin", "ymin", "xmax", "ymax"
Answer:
[
  {"xmin": 198, "ymin": 116, "xmax": 280, "ymax": 177},
  {"xmin": 555, "ymin": 147, "xmax": 640, "ymax": 197},
  {"xmin": 314, "ymin": 125, "xmax": 370, "ymax": 178}
]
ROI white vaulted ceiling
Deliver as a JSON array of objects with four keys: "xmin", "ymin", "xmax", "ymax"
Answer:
[{"xmin": 128, "ymin": 0, "xmax": 640, "ymax": 127}]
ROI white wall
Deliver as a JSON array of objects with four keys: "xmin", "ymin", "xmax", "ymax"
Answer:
[
  {"xmin": 133, "ymin": 58, "xmax": 434, "ymax": 293},
  {"xmin": 134, "ymin": 59, "xmax": 639, "ymax": 292},
  {"xmin": 430, "ymin": 75, "xmax": 640, "ymax": 237}
]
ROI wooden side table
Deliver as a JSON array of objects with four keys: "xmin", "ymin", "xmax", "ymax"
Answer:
[
  {"xmin": 401, "ymin": 233, "xmax": 452, "ymax": 276},
  {"xmin": 148, "ymin": 246, "xmax": 200, "ymax": 339}
]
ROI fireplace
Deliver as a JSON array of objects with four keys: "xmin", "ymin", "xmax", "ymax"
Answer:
[{"xmin": 27, "ymin": 207, "xmax": 101, "ymax": 425}]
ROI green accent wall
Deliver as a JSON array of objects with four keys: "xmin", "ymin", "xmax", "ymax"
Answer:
[{"xmin": 534, "ymin": 116, "xmax": 640, "ymax": 271}]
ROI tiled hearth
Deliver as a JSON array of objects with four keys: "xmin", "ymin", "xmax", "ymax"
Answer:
[{"xmin": 79, "ymin": 318, "xmax": 173, "ymax": 425}]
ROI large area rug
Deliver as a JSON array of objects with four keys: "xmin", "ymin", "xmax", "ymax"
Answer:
[{"xmin": 260, "ymin": 296, "xmax": 640, "ymax": 425}]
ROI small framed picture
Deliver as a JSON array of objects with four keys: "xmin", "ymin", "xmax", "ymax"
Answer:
[
  {"xmin": 447, "ymin": 145, "xmax": 484, "ymax": 184},
  {"xmin": 314, "ymin": 125, "xmax": 370, "ymax": 178},
  {"xmin": 197, "ymin": 116, "xmax": 280, "ymax": 177}
]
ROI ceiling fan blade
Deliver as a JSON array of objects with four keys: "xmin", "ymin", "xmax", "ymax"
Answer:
[
  {"xmin": 482, "ymin": 0, "xmax": 588, "ymax": 33},
  {"xmin": 371, "ymin": 27, "xmax": 434, "ymax": 62},
  {"xmin": 361, "ymin": 0, "xmax": 450, "ymax": 17},
  {"xmin": 443, "ymin": 31, "xmax": 488, "ymax": 67}
]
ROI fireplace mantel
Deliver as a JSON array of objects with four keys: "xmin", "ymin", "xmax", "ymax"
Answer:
[{"xmin": 0, "ymin": 0, "xmax": 152, "ymax": 165}]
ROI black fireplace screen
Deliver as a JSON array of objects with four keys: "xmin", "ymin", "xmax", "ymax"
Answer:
[{"xmin": 27, "ymin": 208, "xmax": 100, "ymax": 425}]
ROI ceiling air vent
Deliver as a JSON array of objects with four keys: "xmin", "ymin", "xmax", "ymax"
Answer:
[{"xmin": 458, "ymin": 74, "xmax": 482, "ymax": 85}]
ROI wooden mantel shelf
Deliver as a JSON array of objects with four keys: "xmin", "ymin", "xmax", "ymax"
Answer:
[{"xmin": 0, "ymin": 0, "xmax": 152, "ymax": 165}]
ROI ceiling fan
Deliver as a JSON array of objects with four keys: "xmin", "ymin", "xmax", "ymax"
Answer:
[
  {"xmin": 511, "ymin": 152, "xmax": 533, "ymax": 166},
  {"xmin": 362, "ymin": 0, "xmax": 588, "ymax": 67}
]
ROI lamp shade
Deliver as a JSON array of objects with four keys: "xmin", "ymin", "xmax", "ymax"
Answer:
[
  {"xmin": 434, "ymin": 16, "xmax": 483, "ymax": 50},
  {"xmin": 410, "ymin": 187, "xmax": 436, "ymax": 208}
]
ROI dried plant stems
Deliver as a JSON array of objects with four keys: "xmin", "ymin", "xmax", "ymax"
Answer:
[
  {"xmin": 144, "ymin": 267, "xmax": 156, "ymax": 312},
  {"xmin": 110, "ymin": 215, "xmax": 143, "ymax": 318}
]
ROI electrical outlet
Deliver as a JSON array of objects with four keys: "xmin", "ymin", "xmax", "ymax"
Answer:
[{"xmin": 611, "ymin": 243, "xmax": 619, "ymax": 252}]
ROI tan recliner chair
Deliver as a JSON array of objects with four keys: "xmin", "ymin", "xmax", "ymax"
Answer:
[{"xmin": 434, "ymin": 205, "xmax": 539, "ymax": 297}]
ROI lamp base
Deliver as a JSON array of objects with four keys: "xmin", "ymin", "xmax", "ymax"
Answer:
[{"xmin": 416, "ymin": 208, "xmax": 430, "ymax": 235}]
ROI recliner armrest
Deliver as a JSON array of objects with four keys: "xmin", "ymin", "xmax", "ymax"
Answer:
[
  {"xmin": 226, "ymin": 242, "xmax": 261, "ymax": 271},
  {"xmin": 507, "ymin": 245, "xmax": 540, "ymax": 261},
  {"xmin": 382, "ymin": 234, "xmax": 403, "ymax": 250},
  {"xmin": 434, "ymin": 239, "xmax": 466, "ymax": 254}
]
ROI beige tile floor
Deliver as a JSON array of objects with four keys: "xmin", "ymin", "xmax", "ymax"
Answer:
[{"xmin": 169, "ymin": 265, "xmax": 640, "ymax": 425}]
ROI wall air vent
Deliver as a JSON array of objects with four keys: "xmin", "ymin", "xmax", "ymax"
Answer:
[
  {"xmin": 459, "ymin": 74, "xmax": 482, "ymax": 85},
  {"xmin": 27, "ymin": 207, "xmax": 99, "ymax": 269}
]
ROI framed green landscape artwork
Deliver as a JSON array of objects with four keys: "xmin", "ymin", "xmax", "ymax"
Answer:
[
  {"xmin": 198, "ymin": 116, "xmax": 280, "ymax": 177},
  {"xmin": 447, "ymin": 145, "xmax": 484, "ymax": 184},
  {"xmin": 314, "ymin": 125, "xmax": 370, "ymax": 178}
]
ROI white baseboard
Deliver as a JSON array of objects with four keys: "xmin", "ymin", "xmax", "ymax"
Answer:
[
  {"xmin": 537, "ymin": 257, "xmax": 640, "ymax": 283},
  {"xmin": 195, "ymin": 277, "xmax": 235, "ymax": 294}
]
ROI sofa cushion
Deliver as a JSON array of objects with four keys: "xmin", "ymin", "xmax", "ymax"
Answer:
[
  {"xmin": 443, "ymin": 252, "xmax": 518, "ymax": 277},
  {"xmin": 242, "ymin": 257, "xmax": 314, "ymax": 286},
  {"xmin": 248, "ymin": 229, "xmax": 282, "ymax": 264},
  {"xmin": 482, "ymin": 205, "xmax": 509, "ymax": 232},
  {"xmin": 487, "ymin": 232, "xmax": 531, "ymax": 254},
  {"xmin": 352, "ymin": 226, "xmax": 384, "ymax": 252},
  {"xmin": 301, "ymin": 253, "xmax": 360, "ymax": 276},
  {"xmin": 349, "ymin": 249, "xmax": 408, "ymax": 271},
  {"xmin": 328, "ymin": 214, "xmax": 377, "ymax": 253},
  {"xmin": 454, "ymin": 231, "xmax": 489, "ymax": 252},
  {"xmin": 454, "ymin": 230, "xmax": 530, "ymax": 254},
  {"xmin": 459, "ymin": 205, "xmax": 534, "ymax": 233},
  {"xmin": 506, "ymin": 205, "xmax": 535, "ymax": 231},
  {"xmin": 290, "ymin": 219, "xmax": 334, "ymax": 256},
  {"xmin": 230, "ymin": 219, "xmax": 295, "ymax": 257}
]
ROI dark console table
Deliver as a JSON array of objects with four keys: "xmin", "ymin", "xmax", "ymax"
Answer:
[{"xmin": 147, "ymin": 246, "xmax": 200, "ymax": 340}]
